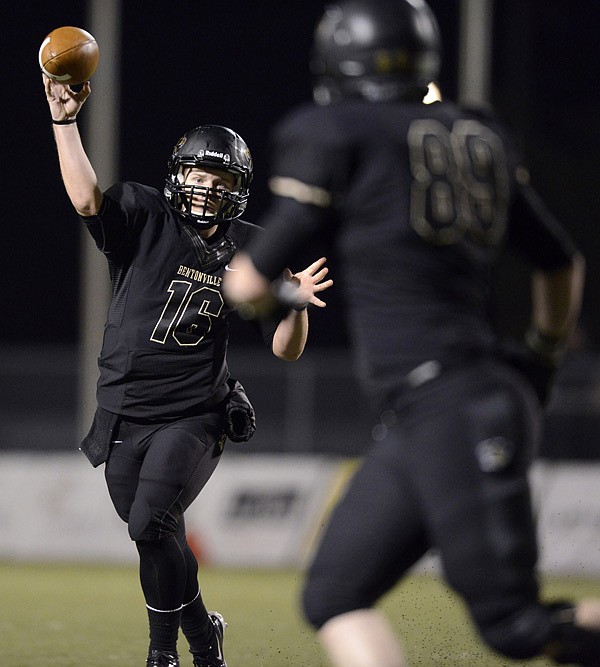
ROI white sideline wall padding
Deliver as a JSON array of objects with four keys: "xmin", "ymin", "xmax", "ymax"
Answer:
[
  {"xmin": 0, "ymin": 453, "xmax": 599, "ymax": 576},
  {"xmin": 0, "ymin": 452, "xmax": 342, "ymax": 566},
  {"xmin": 532, "ymin": 461, "xmax": 600, "ymax": 576}
]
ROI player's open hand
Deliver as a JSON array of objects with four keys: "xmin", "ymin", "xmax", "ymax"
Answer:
[
  {"xmin": 283, "ymin": 257, "xmax": 333, "ymax": 309},
  {"xmin": 43, "ymin": 73, "xmax": 91, "ymax": 122}
]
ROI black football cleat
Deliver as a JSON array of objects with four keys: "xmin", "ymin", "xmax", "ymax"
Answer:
[
  {"xmin": 146, "ymin": 649, "xmax": 180, "ymax": 667},
  {"xmin": 192, "ymin": 611, "xmax": 228, "ymax": 667}
]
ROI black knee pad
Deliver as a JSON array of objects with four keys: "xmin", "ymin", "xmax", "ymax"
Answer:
[
  {"xmin": 477, "ymin": 603, "xmax": 553, "ymax": 659},
  {"xmin": 546, "ymin": 602, "xmax": 600, "ymax": 666},
  {"xmin": 127, "ymin": 497, "xmax": 180, "ymax": 542},
  {"xmin": 127, "ymin": 496, "xmax": 154, "ymax": 541}
]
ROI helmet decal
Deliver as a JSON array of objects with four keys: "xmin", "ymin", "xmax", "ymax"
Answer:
[{"xmin": 173, "ymin": 135, "xmax": 187, "ymax": 152}]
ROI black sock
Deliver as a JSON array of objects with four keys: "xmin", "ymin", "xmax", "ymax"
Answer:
[
  {"xmin": 181, "ymin": 592, "xmax": 212, "ymax": 653},
  {"xmin": 136, "ymin": 537, "xmax": 187, "ymax": 610},
  {"xmin": 136, "ymin": 537, "xmax": 187, "ymax": 654},
  {"xmin": 147, "ymin": 607, "xmax": 182, "ymax": 653}
]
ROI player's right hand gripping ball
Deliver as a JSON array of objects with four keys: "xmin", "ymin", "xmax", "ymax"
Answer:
[{"xmin": 39, "ymin": 26, "xmax": 99, "ymax": 86}]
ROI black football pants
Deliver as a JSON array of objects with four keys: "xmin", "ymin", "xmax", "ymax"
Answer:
[
  {"xmin": 104, "ymin": 411, "xmax": 224, "ymax": 611},
  {"xmin": 302, "ymin": 358, "xmax": 556, "ymax": 659}
]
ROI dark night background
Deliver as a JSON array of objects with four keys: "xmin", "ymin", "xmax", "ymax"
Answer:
[{"xmin": 3, "ymin": 0, "xmax": 600, "ymax": 350}]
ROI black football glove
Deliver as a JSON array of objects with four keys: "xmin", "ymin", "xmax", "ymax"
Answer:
[
  {"xmin": 496, "ymin": 329, "xmax": 565, "ymax": 406},
  {"xmin": 224, "ymin": 378, "xmax": 256, "ymax": 442}
]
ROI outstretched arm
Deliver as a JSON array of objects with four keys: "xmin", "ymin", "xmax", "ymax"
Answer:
[
  {"xmin": 225, "ymin": 251, "xmax": 330, "ymax": 317},
  {"xmin": 271, "ymin": 257, "xmax": 333, "ymax": 360},
  {"xmin": 43, "ymin": 75, "xmax": 103, "ymax": 216},
  {"xmin": 227, "ymin": 255, "xmax": 332, "ymax": 361}
]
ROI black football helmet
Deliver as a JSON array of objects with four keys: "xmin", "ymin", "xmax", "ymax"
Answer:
[
  {"xmin": 311, "ymin": 0, "xmax": 441, "ymax": 105},
  {"xmin": 164, "ymin": 125, "xmax": 253, "ymax": 227}
]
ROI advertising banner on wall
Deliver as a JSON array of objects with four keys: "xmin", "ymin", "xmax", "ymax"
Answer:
[{"xmin": 0, "ymin": 453, "xmax": 598, "ymax": 578}]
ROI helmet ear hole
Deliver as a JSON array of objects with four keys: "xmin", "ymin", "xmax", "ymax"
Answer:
[{"xmin": 231, "ymin": 174, "xmax": 243, "ymax": 194}]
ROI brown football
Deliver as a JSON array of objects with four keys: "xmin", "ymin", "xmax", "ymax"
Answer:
[{"xmin": 39, "ymin": 26, "xmax": 99, "ymax": 86}]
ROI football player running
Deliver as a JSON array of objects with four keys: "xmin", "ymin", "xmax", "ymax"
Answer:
[
  {"xmin": 42, "ymin": 74, "xmax": 331, "ymax": 667},
  {"xmin": 223, "ymin": 0, "xmax": 600, "ymax": 665}
]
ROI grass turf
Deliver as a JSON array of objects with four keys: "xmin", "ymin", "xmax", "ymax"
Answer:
[{"xmin": 1, "ymin": 562, "xmax": 599, "ymax": 666}]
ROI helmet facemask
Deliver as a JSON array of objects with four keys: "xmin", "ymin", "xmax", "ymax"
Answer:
[{"xmin": 169, "ymin": 162, "xmax": 248, "ymax": 226}]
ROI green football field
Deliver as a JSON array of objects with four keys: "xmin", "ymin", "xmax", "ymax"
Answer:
[{"xmin": 1, "ymin": 561, "xmax": 599, "ymax": 666}]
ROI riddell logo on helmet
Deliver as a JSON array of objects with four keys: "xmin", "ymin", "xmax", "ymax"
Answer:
[{"xmin": 198, "ymin": 149, "xmax": 231, "ymax": 164}]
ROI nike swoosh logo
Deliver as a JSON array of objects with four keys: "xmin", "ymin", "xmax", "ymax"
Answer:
[{"xmin": 224, "ymin": 265, "xmax": 237, "ymax": 271}]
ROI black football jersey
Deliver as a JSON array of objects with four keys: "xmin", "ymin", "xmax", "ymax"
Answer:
[
  {"xmin": 248, "ymin": 99, "xmax": 578, "ymax": 404},
  {"xmin": 82, "ymin": 182, "xmax": 276, "ymax": 419}
]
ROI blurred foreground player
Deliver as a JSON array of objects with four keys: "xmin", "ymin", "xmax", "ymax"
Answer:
[
  {"xmin": 223, "ymin": 0, "xmax": 600, "ymax": 665},
  {"xmin": 43, "ymin": 74, "xmax": 331, "ymax": 667}
]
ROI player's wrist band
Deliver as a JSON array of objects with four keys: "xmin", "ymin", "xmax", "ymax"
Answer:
[
  {"xmin": 52, "ymin": 117, "xmax": 77, "ymax": 125},
  {"xmin": 292, "ymin": 303, "xmax": 308, "ymax": 311}
]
